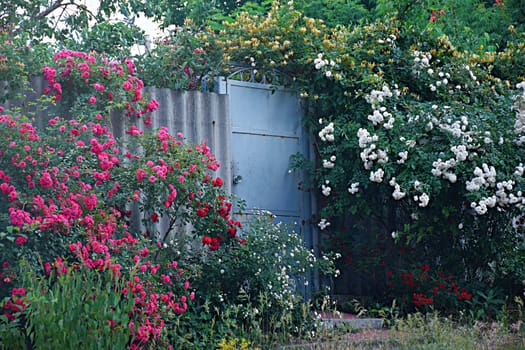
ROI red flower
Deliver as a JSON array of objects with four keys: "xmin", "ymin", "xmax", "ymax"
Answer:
[
  {"xmin": 122, "ymin": 80, "xmax": 133, "ymax": 91},
  {"xmin": 457, "ymin": 288, "xmax": 472, "ymax": 301},
  {"xmin": 212, "ymin": 177, "xmax": 223, "ymax": 187},
  {"xmin": 39, "ymin": 171, "xmax": 53, "ymax": 188},
  {"xmin": 429, "ymin": 11, "xmax": 437, "ymax": 22},
  {"xmin": 93, "ymin": 82, "xmax": 105, "ymax": 91},
  {"xmin": 15, "ymin": 236, "xmax": 28, "ymax": 246},
  {"xmin": 413, "ymin": 293, "xmax": 433, "ymax": 307},
  {"xmin": 53, "ymin": 82, "xmax": 62, "ymax": 94},
  {"xmin": 150, "ymin": 213, "xmax": 159, "ymax": 222},
  {"xmin": 146, "ymin": 99, "xmax": 159, "ymax": 112},
  {"xmin": 140, "ymin": 247, "xmax": 149, "ymax": 257},
  {"xmin": 227, "ymin": 227, "xmax": 237, "ymax": 238},
  {"xmin": 429, "ymin": 9, "xmax": 445, "ymax": 22},
  {"xmin": 11, "ymin": 287, "xmax": 26, "ymax": 297},
  {"xmin": 44, "ymin": 262, "xmax": 51, "ymax": 275},
  {"xmin": 136, "ymin": 168, "xmax": 147, "ymax": 182}
]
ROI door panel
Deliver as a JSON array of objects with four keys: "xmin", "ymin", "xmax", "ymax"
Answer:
[{"xmin": 231, "ymin": 132, "xmax": 300, "ymax": 216}]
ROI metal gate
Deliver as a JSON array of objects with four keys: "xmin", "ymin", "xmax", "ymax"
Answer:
[{"xmin": 216, "ymin": 77, "xmax": 314, "ymax": 252}]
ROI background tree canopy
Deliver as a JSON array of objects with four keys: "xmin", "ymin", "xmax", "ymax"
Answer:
[{"xmin": 2, "ymin": 0, "xmax": 524, "ymax": 52}]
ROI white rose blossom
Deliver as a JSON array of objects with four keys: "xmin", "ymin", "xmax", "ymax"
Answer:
[
  {"xmin": 418, "ymin": 193, "xmax": 430, "ymax": 207},
  {"xmin": 321, "ymin": 184, "xmax": 331, "ymax": 196},
  {"xmin": 348, "ymin": 182, "xmax": 359, "ymax": 194},
  {"xmin": 370, "ymin": 168, "xmax": 385, "ymax": 183},
  {"xmin": 397, "ymin": 151, "xmax": 408, "ymax": 164},
  {"xmin": 319, "ymin": 122, "xmax": 335, "ymax": 142},
  {"xmin": 392, "ymin": 184, "xmax": 406, "ymax": 200},
  {"xmin": 322, "ymin": 159, "xmax": 334, "ymax": 169},
  {"xmin": 318, "ymin": 218, "xmax": 331, "ymax": 230}
]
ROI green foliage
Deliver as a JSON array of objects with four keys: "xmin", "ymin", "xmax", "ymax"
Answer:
[
  {"xmin": 0, "ymin": 315, "xmax": 26, "ymax": 350},
  {"xmin": 61, "ymin": 21, "xmax": 145, "ymax": 59},
  {"xmin": 137, "ymin": 25, "xmax": 221, "ymax": 90},
  {"xmin": 0, "ymin": 0, "xmax": 143, "ymax": 44},
  {"xmin": 123, "ymin": 0, "xmax": 272, "ymax": 28},
  {"xmin": 0, "ymin": 33, "xmax": 28, "ymax": 101},
  {"xmin": 22, "ymin": 263, "xmax": 133, "ymax": 350},
  {"xmin": 0, "ymin": 31, "xmax": 53, "ymax": 102},
  {"xmin": 0, "ymin": 263, "xmax": 132, "ymax": 350},
  {"xmin": 389, "ymin": 312, "xmax": 518, "ymax": 350},
  {"xmin": 169, "ymin": 212, "xmax": 338, "ymax": 348},
  {"xmin": 294, "ymin": 0, "xmax": 371, "ymax": 27},
  {"xmin": 0, "ymin": 0, "xmax": 64, "ymax": 39},
  {"xmin": 466, "ymin": 288, "xmax": 506, "ymax": 321},
  {"xmin": 374, "ymin": 0, "xmax": 518, "ymax": 51}
]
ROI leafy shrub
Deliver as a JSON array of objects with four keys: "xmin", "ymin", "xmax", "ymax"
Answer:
[
  {"xmin": 0, "ymin": 31, "xmax": 52, "ymax": 102},
  {"xmin": 1, "ymin": 262, "xmax": 135, "ymax": 350},
  {"xmin": 302, "ymin": 19, "xmax": 525, "ymax": 306},
  {"xmin": 386, "ymin": 264, "xmax": 473, "ymax": 314},
  {"xmin": 168, "ymin": 212, "xmax": 338, "ymax": 348},
  {"xmin": 61, "ymin": 21, "xmax": 145, "ymax": 59},
  {"xmin": 137, "ymin": 25, "xmax": 222, "ymax": 91}
]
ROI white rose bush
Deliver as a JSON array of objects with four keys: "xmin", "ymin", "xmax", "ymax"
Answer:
[{"xmin": 295, "ymin": 18, "xmax": 525, "ymax": 311}]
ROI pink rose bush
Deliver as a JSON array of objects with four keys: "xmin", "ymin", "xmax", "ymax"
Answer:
[
  {"xmin": 42, "ymin": 50, "xmax": 156, "ymax": 125},
  {"xmin": 0, "ymin": 50, "xmax": 241, "ymax": 348}
]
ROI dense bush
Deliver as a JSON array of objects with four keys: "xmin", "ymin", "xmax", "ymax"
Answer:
[
  {"xmin": 0, "ymin": 50, "xmax": 241, "ymax": 348},
  {"xmin": 299, "ymin": 17, "xmax": 525, "ymax": 306},
  {"xmin": 171, "ymin": 213, "xmax": 338, "ymax": 348},
  {"xmin": 137, "ymin": 25, "xmax": 222, "ymax": 91},
  {"xmin": 0, "ymin": 30, "xmax": 52, "ymax": 102}
]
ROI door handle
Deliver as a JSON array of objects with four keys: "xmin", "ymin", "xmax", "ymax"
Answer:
[{"xmin": 233, "ymin": 175, "xmax": 243, "ymax": 185}]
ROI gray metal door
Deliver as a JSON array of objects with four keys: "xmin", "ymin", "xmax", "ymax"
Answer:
[{"xmin": 216, "ymin": 78, "xmax": 312, "ymax": 242}]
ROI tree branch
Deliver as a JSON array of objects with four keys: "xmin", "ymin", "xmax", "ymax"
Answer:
[
  {"xmin": 36, "ymin": 0, "xmax": 96, "ymax": 20},
  {"xmin": 52, "ymin": 4, "xmax": 68, "ymax": 32},
  {"xmin": 35, "ymin": 0, "xmax": 65, "ymax": 19}
]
